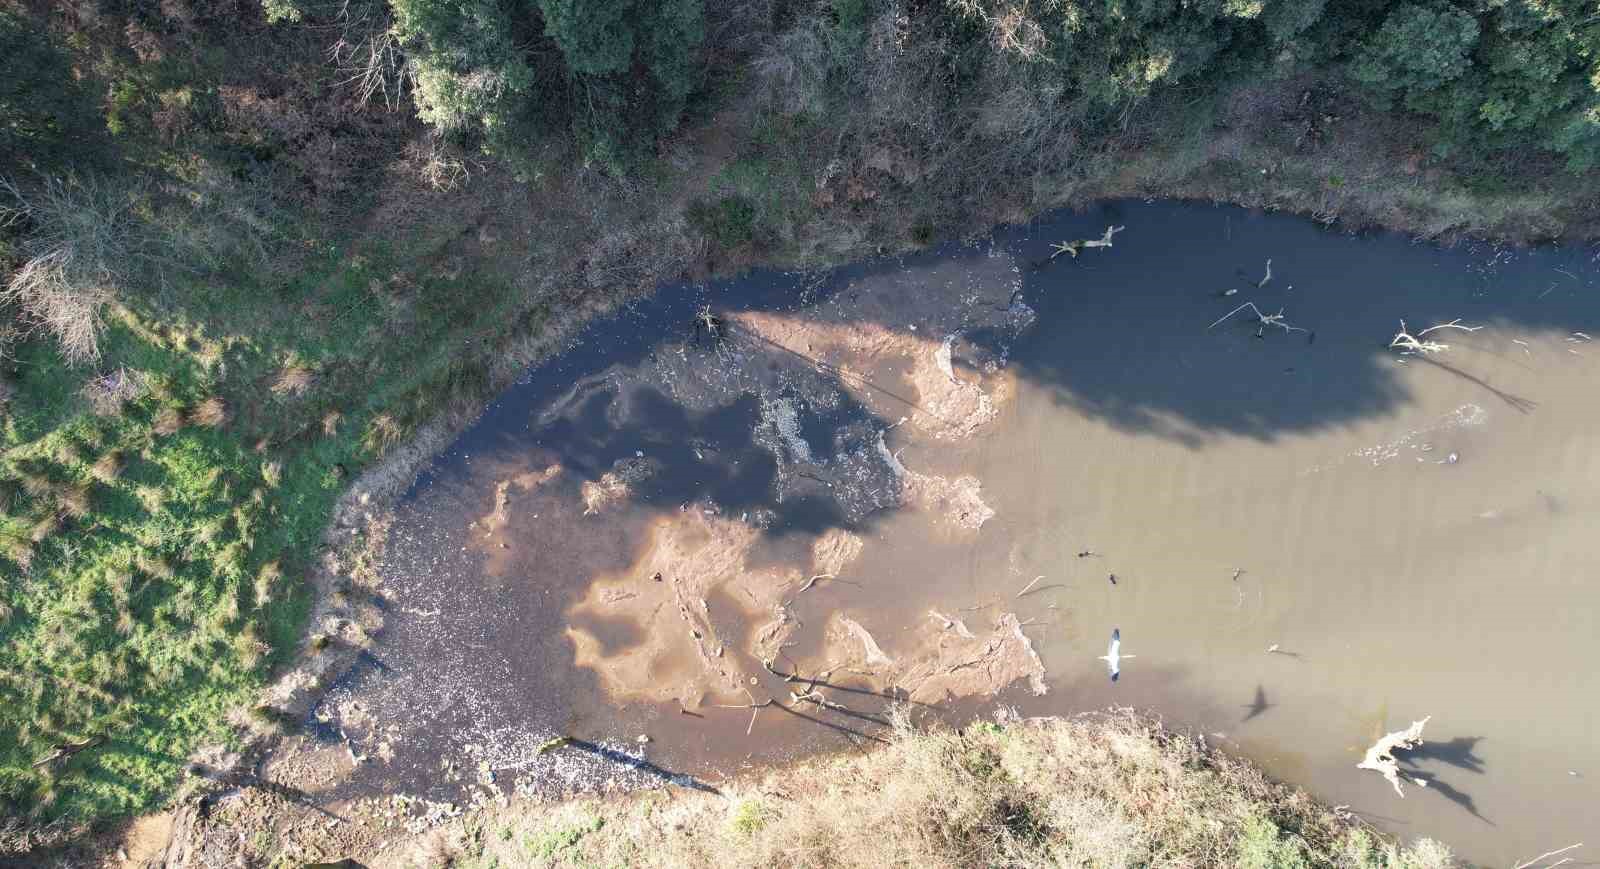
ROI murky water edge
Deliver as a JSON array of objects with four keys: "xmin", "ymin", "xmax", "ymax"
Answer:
[{"xmin": 304, "ymin": 200, "xmax": 1600, "ymax": 864}]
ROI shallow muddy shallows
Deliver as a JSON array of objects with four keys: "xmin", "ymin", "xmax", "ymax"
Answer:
[{"xmin": 307, "ymin": 202, "xmax": 1599, "ymax": 863}]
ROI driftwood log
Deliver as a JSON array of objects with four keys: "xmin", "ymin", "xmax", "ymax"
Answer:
[{"xmin": 1356, "ymin": 716, "xmax": 1430, "ymax": 797}]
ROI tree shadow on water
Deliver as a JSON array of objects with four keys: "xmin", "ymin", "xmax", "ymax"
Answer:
[
  {"xmin": 1397, "ymin": 734, "xmax": 1492, "ymax": 824},
  {"xmin": 989, "ymin": 201, "xmax": 1597, "ymax": 445}
]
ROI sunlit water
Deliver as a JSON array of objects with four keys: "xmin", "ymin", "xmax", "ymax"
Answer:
[{"xmin": 316, "ymin": 201, "xmax": 1600, "ymax": 864}]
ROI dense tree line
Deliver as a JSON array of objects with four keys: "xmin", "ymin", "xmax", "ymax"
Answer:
[
  {"xmin": 235, "ymin": 0, "xmax": 1600, "ymax": 174},
  {"xmin": 2, "ymin": 1, "xmax": 1596, "ymax": 183}
]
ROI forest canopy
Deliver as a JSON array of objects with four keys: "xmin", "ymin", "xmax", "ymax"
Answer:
[{"xmin": 249, "ymin": 0, "xmax": 1600, "ymax": 171}]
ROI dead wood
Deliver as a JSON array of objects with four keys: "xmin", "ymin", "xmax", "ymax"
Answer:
[{"xmin": 1356, "ymin": 717, "xmax": 1430, "ymax": 797}]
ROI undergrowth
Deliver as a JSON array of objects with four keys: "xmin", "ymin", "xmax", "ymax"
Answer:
[{"xmin": 390, "ymin": 714, "xmax": 1456, "ymax": 869}]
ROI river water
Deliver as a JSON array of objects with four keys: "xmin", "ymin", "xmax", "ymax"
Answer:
[{"xmin": 313, "ymin": 200, "xmax": 1599, "ymax": 864}]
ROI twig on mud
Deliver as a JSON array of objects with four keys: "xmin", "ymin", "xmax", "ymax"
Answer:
[
  {"xmin": 796, "ymin": 573, "xmax": 834, "ymax": 594},
  {"xmin": 1515, "ymin": 843, "xmax": 1583, "ymax": 869},
  {"xmin": 960, "ymin": 599, "xmax": 1000, "ymax": 612},
  {"xmin": 1016, "ymin": 575, "xmax": 1046, "ymax": 597},
  {"xmin": 1390, "ymin": 319, "xmax": 1483, "ymax": 355},
  {"xmin": 713, "ymin": 691, "xmax": 775, "ymax": 736},
  {"xmin": 790, "ymin": 689, "xmax": 850, "ymax": 712},
  {"xmin": 1208, "ymin": 302, "xmax": 1309, "ymax": 337}
]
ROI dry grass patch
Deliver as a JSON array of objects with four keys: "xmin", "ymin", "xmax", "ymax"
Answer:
[
  {"xmin": 189, "ymin": 396, "xmax": 228, "ymax": 428},
  {"xmin": 270, "ymin": 363, "xmax": 317, "ymax": 398},
  {"xmin": 80, "ymin": 367, "xmax": 146, "ymax": 416},
  {"xmin": 381, "ymin": 714, "xmax": 1455, "ymax": 869},
  {"xmin": 152, "ymin": 406, "xmax": 184, "ymax": 436},
  {"xmin": 89, "ymin": 450, "xmax": 123, "ymax": 483}
]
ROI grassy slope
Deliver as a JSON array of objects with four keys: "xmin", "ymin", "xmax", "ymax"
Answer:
[
  {"xmin": 373, "ymin": 715, "xmax": 1453, "ymax": 869},
  {"xmin": 0, "ymin": 212, "xmax": 548, "ymax": 824}
]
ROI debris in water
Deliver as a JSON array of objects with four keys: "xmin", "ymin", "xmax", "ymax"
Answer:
[
  {"xmin": 1357, "ymin": 717, "xmax": 1431, "ymax": 797},
  {"xmin": 1098, "ymin": 628, "xmax": 1133, "ymax": 682},
  {"xmin": 1390, "ymin": 319, "xmax": 1483, "ymax": 355}
]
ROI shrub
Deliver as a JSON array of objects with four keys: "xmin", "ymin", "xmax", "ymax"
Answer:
[{"xmin": 686, "ymin": 196, "xmax": 756, "ymax": 247}]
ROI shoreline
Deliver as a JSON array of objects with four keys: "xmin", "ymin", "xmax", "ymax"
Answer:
[{"xmin": 35, "ymin": 177, "xmax": 1593, "ymax": 865}]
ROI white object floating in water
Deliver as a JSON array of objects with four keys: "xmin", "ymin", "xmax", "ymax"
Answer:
[{"xmin": 1099, "ymin": 628, "xmax": 1135, "ymax": 682}]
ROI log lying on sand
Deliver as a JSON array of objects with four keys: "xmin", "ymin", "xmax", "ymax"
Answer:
[{"xmin": 1357, "ymin": 716, "xmax": 1430, "ymax": 797}]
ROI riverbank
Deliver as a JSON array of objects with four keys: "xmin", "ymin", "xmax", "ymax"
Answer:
[
  {"xmin": 5, "ymin": 13, "xmax": 1599, "ymax": 856},
  {"xmin": 157, "ymin": 712, "xmax": 1457, "ymax": 868}
]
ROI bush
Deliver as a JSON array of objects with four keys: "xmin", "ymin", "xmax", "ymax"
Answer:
[{"xmin": 686, "ymin": 196, "xmax": 756, "ymax": 247}]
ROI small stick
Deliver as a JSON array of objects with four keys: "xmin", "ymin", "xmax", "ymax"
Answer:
[
  {"xmin": 1016, "ymin": 575, "xmax": 1046, "ymax": 597},
  {"xmin": 1417, "ymin": 319, "xmax": 1484, "ymax": 337},
  {"xmin": 796, "ymin": 574, "xmax": 835, "ymax": 594},
  {"xmin": 960, "ymin": 599, "xmax": 999, "ymax": 612}
]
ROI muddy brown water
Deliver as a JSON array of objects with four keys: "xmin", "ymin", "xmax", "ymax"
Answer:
[{"xmin": 309, "ymin": 201, "xmax": 1600, "ymax": 864}]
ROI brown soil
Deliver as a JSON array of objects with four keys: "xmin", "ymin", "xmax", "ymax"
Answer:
[{"xmin": 567, "ymin": 512, "xmax": 785, "ymax": 709}]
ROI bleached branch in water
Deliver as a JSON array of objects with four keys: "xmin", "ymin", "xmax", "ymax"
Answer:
[
  {"xmin": 1207, "ymin": 301, "xmax": 1309, "ymax": 335},
  {"xmin": 1357, "ymin": 716, "xmax": 1430, "ymax": 797},
  {"xmin": 1390, "ymin": 319, "xmax": 1482, "ymax": 355},
  {"xmin": 1049, "ymin": 225, "xmax": 1125, "ymax": 260},
  {"xmin": 1257, "ymin": 258, "xmax": 1273, "ymax": 288}
]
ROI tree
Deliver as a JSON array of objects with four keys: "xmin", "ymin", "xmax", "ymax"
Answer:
[
  {"xmin": 390, "ymin": 0, "xmax": 537, "ymax": 137},
  {"xmin": 1346, "ymin": 1, "xmax": 1600, "ymax": 170},
  {"xmin": 1350, "ymin": 4, "xmax": 1479, "ymax": 96}
]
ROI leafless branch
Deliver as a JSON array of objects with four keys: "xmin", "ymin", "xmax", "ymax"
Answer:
[
  {"xmin": 1208, "ymin": 301, "xmax": 1309, "ymax": 336},
  {"xmin": 1391, "ymin": 319, "xmax": 1483, "ymax": 355}
]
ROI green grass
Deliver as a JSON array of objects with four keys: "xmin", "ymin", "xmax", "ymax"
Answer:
[{"xmin": 0, "ymin": 211, "xmax": 543, "ymax": 826}]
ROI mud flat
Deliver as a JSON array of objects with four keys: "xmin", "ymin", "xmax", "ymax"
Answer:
[{"xmin": 272, "ymin": 201, "xmax": 1599, "ymax": 866}]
